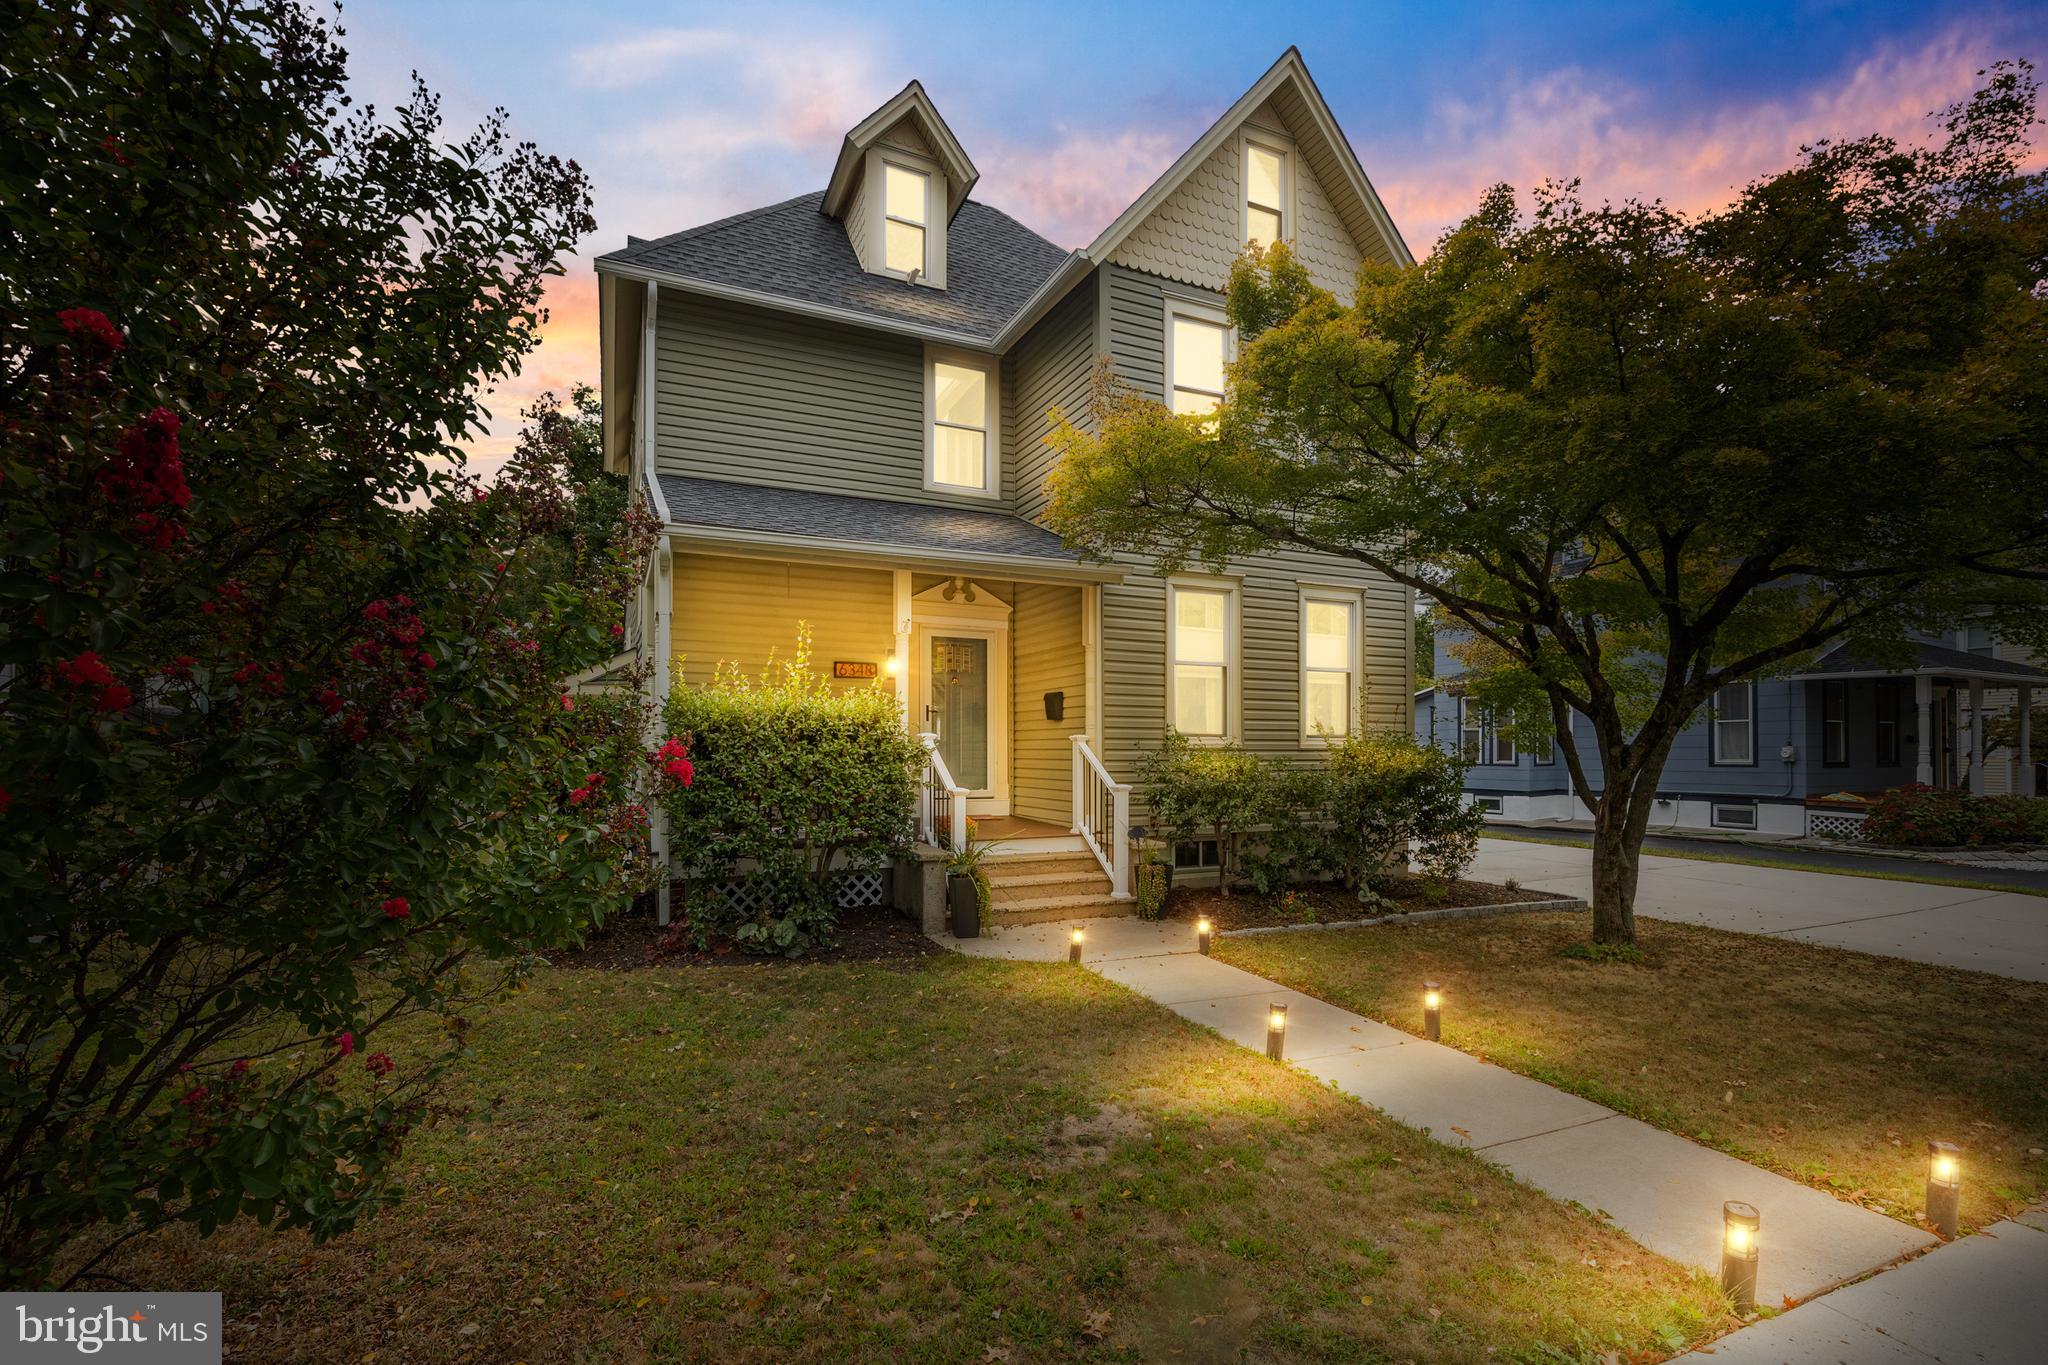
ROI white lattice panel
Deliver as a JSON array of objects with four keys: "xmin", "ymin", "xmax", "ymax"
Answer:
[{"xmin": 1806, "ymin": 810, "xmax": 1870, "ymax": 841}]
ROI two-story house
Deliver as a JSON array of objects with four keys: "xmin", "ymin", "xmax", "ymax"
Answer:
[
  {"xmin": 597, "ymin": 50, "xmax": 1416, "ymax": 922},
  {"xmin": 1417, "ymin": 623, "xmax": 2043, "ymax": 839}
]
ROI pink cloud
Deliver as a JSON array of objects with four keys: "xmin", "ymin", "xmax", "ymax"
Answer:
[{"xmin": 978, "ymin": 126, "xmax": 1190, "ymax": 247}]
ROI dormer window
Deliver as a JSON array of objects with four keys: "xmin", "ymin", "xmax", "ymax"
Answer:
[
  {"xmin": 1243, "ymin": 135, "xmax": 1290, "ymax": 248},
  {"xmin": 883, "ymin": 162, "xmax": 929, "ymax": 277}
]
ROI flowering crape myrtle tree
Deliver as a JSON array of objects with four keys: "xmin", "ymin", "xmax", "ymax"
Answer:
[
  {"xmin": 1048, "ymin": 65, "xmax": 2048, "ymax": 946},
  {"xmin": 0, "ymin": 2, "xmax": 683, "ymax": 1285}
]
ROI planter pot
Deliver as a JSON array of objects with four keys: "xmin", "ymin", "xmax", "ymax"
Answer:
[{"xmin": 947, "ymin": 872, "xmax": 980, "ymax": 939}]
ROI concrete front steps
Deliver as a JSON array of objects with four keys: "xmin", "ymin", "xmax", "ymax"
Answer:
[{"xmin": 980, "ymin": 848, "xmax": 1128, "ymax": 926}]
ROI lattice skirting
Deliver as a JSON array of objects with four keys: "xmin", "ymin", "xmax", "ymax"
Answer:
[
  {"xmin": 708, "ymin": 869, "xmax": 888, "ymax": 915},
  {"xmin": 1806, "ymin": 809, "xmax": 1870, "ymax": 841}
]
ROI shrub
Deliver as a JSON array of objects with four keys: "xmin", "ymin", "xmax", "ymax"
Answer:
[
  {"xmin": 1321, "ymin": 731, "xmax": 1486, "ymax": 889},
  {"xmin": 659, "ymin": 629, "xmax": 924, "ymax": 955},
  {"xmin": 1862, "ymin": 785, "xmax": 2048, "ymax": 847},
  {"xmin": 1140, "ymin": 731, "xmax": 1272, "ymax": 897}
]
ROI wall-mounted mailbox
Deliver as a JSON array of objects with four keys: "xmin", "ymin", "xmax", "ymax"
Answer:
[{"xmin": 1043, "ymin": 690, "xmax": 1065, "ymax": 721}]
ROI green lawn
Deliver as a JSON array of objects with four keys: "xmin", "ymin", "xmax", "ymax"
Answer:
[
  {"xmin": 1219, "ymin": 913, "xmax": 2048, "ymax": 1234},
  {"xmin": 111, "ymin": 946, "xmax": 1730, "ymax": 1362}
]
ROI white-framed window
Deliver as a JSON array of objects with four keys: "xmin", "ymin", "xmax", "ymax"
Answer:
[
  {"xmin": 1459, "ymin": 696, "xmax": 1484, "ymax": 763},
  {"xmin": 1300, "ymin": 589, "xmax": 1361, "ymax": 740},
  {"xmin": 1711, "ymin": 801, "xmax": 1758, "ymax": 830},
  {"xmin": 1710, "ymin": 681, "xmax": 1756, "ymax": 765},
  {"xmin": 1242, "ymin": 132, "xmax": 1291, "ymax": 248},
  {"xmin": 1533, "ymin": 727, "xmax": 1555, "ymax": 765},
  {"xmin": 1168, "ymin": 578, "xmax": 1238, "ymax": 740},
  {"xmin": 1822, "ymin": 680, "xmax": 1849, "ymax": 767},
  {"xmin": 882, "ymin": 160, "xmax": 929, "ymax": 278},
  {"xmin": 1471, "ymin": 795, "xmax": 1505, "ymax": 815},
  {"xmin": 1964, "ymin": 624, "xmax": 1995, "ymax": 656},
  {"xmin": 924, "ymin": 348, "xmax": 998, "ymax": 496},
  {"xmin": 1173, "ymin": 839, "xmax": 1221, "ymax": 870},
  {"xmin": 1490, "ymin": 729, "xmax": 1518, "ymax": 766},
  {"xmin": 1164, "ymin": 299, "xmax": 1231, "ymax": 419}
]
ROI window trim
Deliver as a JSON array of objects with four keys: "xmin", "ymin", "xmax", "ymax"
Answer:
[
  {"xmin": 1711, "ymin": 800, "xmax": 1759, "ymax": 830},
  {"xmin": 1821, "ymin": 679, "xmax": 1849, "ymax": 767},
  {"xmin": 1161, "ymin": 297, "xmax": 1233, "ymax": 418},
  {"xmin": 862, "ymin": 146, "xmax": 947, "ymax": 288},
  {"xmin": 1709, "ymin": 680, "xmax": 1758, "ymax": 767},
  {"xmin": 1489, "ymin": 728, "xmax": 1519, "ymax": 766},
  {"xmin": 1298, "ymin": 586, "xmax": 1363, "ymax": 743},
  {"xmin": 1471, "ymin": 795, "xmax": 1505, "ymax": 816},
  {"xmin": 922, "ymin": 346, "xmax": 1000, "ymax": 499},
  {"xmin": 1166, "ymin": 574, "xmax": 1242, "ymax": 743},
  {"xmin": 1239, "ymin": 125, "xmax": 1295, "ymax": 250},
  {"xmin": 1458, "ymin": 696, "xmax": 1484, "ymax": 764}
]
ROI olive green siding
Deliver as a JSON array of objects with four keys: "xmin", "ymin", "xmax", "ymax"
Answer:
[
  {"xmin": 1011, "ymin": 582, "xmax": 1087, "ymax": 825},
  {"xmin": 653, "ymin": 294, "xmax": 1005, "ymax": 512},
  {"xmin": 1003, "ymin": 274, "xmax": 1097, "ymax": 524}
]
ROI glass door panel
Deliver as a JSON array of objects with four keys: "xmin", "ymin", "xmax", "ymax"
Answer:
[{"xmin": 930, "ymin": 634, "xmax": 990, "ymax": 791}]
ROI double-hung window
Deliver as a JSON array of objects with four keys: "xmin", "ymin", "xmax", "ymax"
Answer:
[
  {"xmin": 1169, "ymin": 580, "xmax": 1236, "ymax": 739},
  {"xmin": 1489, "ymin": 727, "xmax": 1518, "ymax": 766},
  {"xmin": 1874, "ymin": 679, "xmax": 1902, "ymax": 766},
  {"xmin": 925, "ymin": 350, "xmax": 996, "ymax": 495},
  {"xmin": 1710, "ymin": 681, "xmax": 1756, "ymax": 765},
  {"xmin": 1166, "ymin": 302, "xmax": 1229, "ymax": 419},
  {"xmin": 1822, "ymin": 680, "xmax": 1849, "ymax": 766},
  {"xmin": 1300, "ymin": 591, "xmax": 1360, "ymax": 739},
  {"xmin": 1458, "ymin": 696, "xmax": 1484, "ymax": 763},
  {"xmin": 883, "ymin": 162, "xmax": 929, "ymax": 277},
  {"xmin": 1965, "ymin": 624, "xmax": 1995, "ymax": 656},
  {"xmin": 1243, "ymin": 137, "xmax": 1288, "ymax": 248}
]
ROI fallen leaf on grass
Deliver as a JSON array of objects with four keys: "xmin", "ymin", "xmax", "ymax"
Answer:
[{"xmin": 1080, "ymin": 1308, "xmax": 1113, "ymax": 1342}]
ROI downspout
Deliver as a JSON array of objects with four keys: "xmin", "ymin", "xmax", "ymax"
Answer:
[{"xmin": 640, "ymin": 282, "xmax": 676, "ymax": 926}]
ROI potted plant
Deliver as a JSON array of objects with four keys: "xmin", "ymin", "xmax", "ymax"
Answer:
[{"xmin": 944, "ymin": 840, "xmax": 996, "ymax": 938}]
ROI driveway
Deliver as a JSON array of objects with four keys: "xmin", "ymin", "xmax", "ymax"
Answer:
[{"xmin": 1470, "ymin": 837, "xmax": 2048, "ymax": 982}]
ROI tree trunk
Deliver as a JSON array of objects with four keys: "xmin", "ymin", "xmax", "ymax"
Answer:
[{"xmin": 1588, "ymin": 794, "xmax": 1639, "ymax": 945}]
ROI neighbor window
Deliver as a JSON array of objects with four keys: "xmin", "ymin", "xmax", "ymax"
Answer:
[
  {"xmin": 1167, "ymin": 304, "xmax": 1229, "ymax": 418},
  {"xmin": 1459, "ymin": 697, "xmax": 1484, "ymax": 763},
  {"xmin": 926, "ymin": 351, "xmax": 995, "ymax": 493},
  {"xmin": 1712, "ymin": 801, "xmax": 1758, "ymax": 830},
  {"xmin": 1874, "ymin": 679, "xmax": 1902, "ymax": 766},
  {"xmin": 1711, "ymin": 681, "xmax": 1755, "ymax": 765},
  {"xmin": 1533, "ymin": 727, "xmax": 1555, "ymax": 765},
  {"xmin": 1471, "ymin": 795, "xmax": 1505, "ymax": 815},
  {"xmin": 1244, "ymin": 138, "xmax": 1288, "ymax": 247},
  {"xmin": 1489, "ymin": 727, "xmax": 1518, "ymax": 766},
  {"xmin": 1965, "ymin": 624, "xmax": 1995, "ymax": 656},
  {"xmin": 1301, "ymin": 592, "xmax": 1359, "ymax": 738},
  {"xmin": 1822, "ymin": 680, "xmax": 1848, "ymax": 766},
  {"xmin": 883, "ymin": 162, "xmax": 929, "ymax": 276},
  {"xmin": 1169, "ymin": 581, "xmax": 1236, "ymax": 738}
]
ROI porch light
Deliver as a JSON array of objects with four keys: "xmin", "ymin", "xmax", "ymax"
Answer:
[
  {"xmin": 1265, "ymin": 1002, "xmax": 1288, "ymax": 1060},
  {"xmin": 1197, "ymin": 917, "xmax": 1213, "ymax": 955},
  {"xmin": 1720, "ymin": 1201, "xmax": 1760, "ymax": 1310},
  {"xmin": 884, "ymin": 652, "xmax": 902, "ymax": 677},
  {"xmin": 1422, "ymin": 981, "xmax": 1442, "ymax": 1042},
  {"xmin": 1926, "ymin": 1140, "xmax": 1962, "ymax": 1239},
  {"xmin": 1069, "ymin": 924, "xmax": 1084, "ymax": 964}
]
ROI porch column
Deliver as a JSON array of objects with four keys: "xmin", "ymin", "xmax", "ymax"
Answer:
[
  {"xmin": 1967, "ymin": 679, "xmax": 1986, "ymax": 796},
  {"xmin": 1914, "ymin": 675, "xmax": 1935, "ymax": 786},
  {"xmin": 2020, "ymin": 684, "xmax": 2036, "ymax": 798},
  {"xmin": 892, "ymin": 570, "xmax": 912, "ymax": 724}
]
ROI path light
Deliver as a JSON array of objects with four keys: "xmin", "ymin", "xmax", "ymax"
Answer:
[
  {"xmin": 1197, "ymin": 917, "xmax": 1213, "ymax": 955},
  {"xmin": 1926, "ymin": 1140, "xmax": 1962, "ymax": 1239},
  {"xmin": 1720, "ymin": 1201, "xmax": 1760, "ymax": 1311},
  {"xmin": 1068, "ymin": 924, "xmax": 1084, "ymax": 964},
  {"xmin": 1266, "ymin": 1002, "xmax": 1288, "ymax": 1060},
  {"xmin": 1422, "ymin": 981, "xmax": 1443, "ymax": 1042}
]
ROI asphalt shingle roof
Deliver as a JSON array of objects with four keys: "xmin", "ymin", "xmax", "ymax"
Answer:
[
  {"xmin": 658, "ymin": 475, "xmax": 1083, "ymax": 563},
  {"xmin": 599, "ymin": 193, "xmax": 1068, "ymax": 344},
  {"xmin": 1802, "ymin": 639, "xmax": 2048, "ymax": 681}
]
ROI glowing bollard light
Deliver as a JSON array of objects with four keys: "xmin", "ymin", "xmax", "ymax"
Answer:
[
  {"xmin": 1720, "ymin": 1201, "xmax": 1760, "ymax": 1311},
  {"xmin": 1265, "ymin": 1002, "xmax": 1288, "ymax": 1060},
  {"xmin": 1068, "ymin": 924, "xmax": 1085, "ymax": 964},
  {"xmin": 1926, "ymin": 1140, "xmax": 1962, "ymax": 1239},
  {"xmin": 1197, "ymin": 917, "xmax": 1213, "ymax": 955},
  {"xmin": 1422, "ymin": 981, "xmax": 1443, "ymax": 1041}
]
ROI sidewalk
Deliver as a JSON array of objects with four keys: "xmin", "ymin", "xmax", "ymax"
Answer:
[
  {"xmin": 1675, "ymin": 1207, "xmax": 2047, "ymax": 1362},
  {"xmin": 946, "ymin": 917, "xmax": 1934, "ymax": 1306}
]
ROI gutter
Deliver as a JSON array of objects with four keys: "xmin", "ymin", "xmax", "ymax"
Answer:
[{"xmin": 664, "ymin": 524, "xmax": 1126, "ymax": 586}]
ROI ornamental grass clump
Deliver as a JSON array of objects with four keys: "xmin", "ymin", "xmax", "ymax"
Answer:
[{"xmin": 660, "ymin": 627, "xmax": 925, "ymax": 956}]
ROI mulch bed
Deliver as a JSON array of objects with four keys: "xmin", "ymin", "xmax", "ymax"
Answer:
[
  {"xmin": 1162, "ymin": 877, "xmax": 1557, "ymax": 931},
  {"xmin": 553, "ymin": 899, "xmax": 943, "ymax": 971}
]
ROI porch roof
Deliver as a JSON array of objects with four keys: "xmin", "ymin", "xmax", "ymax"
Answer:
[
  {"xmin": 1794, "ymin": 639, "xmax": 2048, "ymax": 687},
  {"xmin": 656, "ymin": 474, "xmax": 1125, "ymax": 583}
]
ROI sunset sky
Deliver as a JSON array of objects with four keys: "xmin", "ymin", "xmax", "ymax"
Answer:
[{"xmin": 334, "ymin": 0, "xmax": 2048, "ymax": 473}]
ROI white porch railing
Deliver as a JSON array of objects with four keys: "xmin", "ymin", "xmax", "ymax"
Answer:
[
  {"xmin": 1071, "ymin": 735, "xmax": 1133, "ymax": 899},
  {"xmin": 917, "ymin": 733, "xmax": 970, "ymax": 855}
]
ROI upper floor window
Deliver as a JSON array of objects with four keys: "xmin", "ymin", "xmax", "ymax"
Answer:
[
  {"xmin": 1166, "ymin": 302, "xmax": 1230, "ymax": 418},
  {"xmin": 1244, "ymin": 138, "xmax": 1289, "ymax": 248},
  {"xmin": 1169, "ymin": 580, "xmax": 1237, "ymax": 739},
  {"xmin": 884, "ymin": 162, "xmax": 929, "ymax": 277},
  {"xmin": 925, "ymin": 350, "xmax": 996, "ymax": 495},
  {"xmin": 1710, "ymin": 681, "xmax": 1755, "ymax": 765},
  {"xmin": 1301, "ymin": 591, "xmax": 1359, "ymax": 739},
  {"xmin": 1964, "ymin": 623, "xmax": 1995, "ymax": 656}
]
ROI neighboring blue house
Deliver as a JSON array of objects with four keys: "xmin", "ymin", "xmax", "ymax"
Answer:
[{"xmin": 1416, "ymin": 625, "xmax": 2045, "ymax": 839}]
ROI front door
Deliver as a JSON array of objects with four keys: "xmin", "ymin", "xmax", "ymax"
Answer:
[{"xmin": 913, "ymin": 616, "xmax": 1010, "ymax": 816}]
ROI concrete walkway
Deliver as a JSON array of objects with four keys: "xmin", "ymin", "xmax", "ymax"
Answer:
[
  {"xmin": 1471, "ymin": 838, "xmax": 2048, "ymax": 982},
  {"xmin": 1675, "ymin": 1207, "xmax": 2048, "ymax": 1363},
  {"xmin": 945, "ymin": 917, "xmax": 1934, "ymax": 1305}
]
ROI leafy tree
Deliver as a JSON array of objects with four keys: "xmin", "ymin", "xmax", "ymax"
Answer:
[
  {"xmin": 1049, "ymin": 65, "xmax": 2048, "ymax": 944},
  {"xmin": 513, "ymin": 383, "xmax": 629, "ymax": 566},
  {"xmin": 0, "ymin": 1, "xmax": 662, "ymax": 1284},
  {"xmin": 1413, "ymin": 607, "xmax": 1436, "ymax": 685}
]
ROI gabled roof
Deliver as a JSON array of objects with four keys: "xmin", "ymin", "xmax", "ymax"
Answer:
[
  {"xmin": 1797, "ymin": 640, "xmax": 2048, "ymax": 686},
  {"xmin": 596, "ymin": 193, "xmax": 1068, "ymax": 346},
  {"xmin": 1085, "ymin": 47, "xmax": 1413, "ymax": 270},
  {"xmin": 822, "ymin": 80, "xmax": 979, "ymax": 222}
]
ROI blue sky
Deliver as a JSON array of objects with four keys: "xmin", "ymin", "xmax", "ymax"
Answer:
[{"xmin": 332, "ymin": 0, "xmax": 2047, "ymax": 464}]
